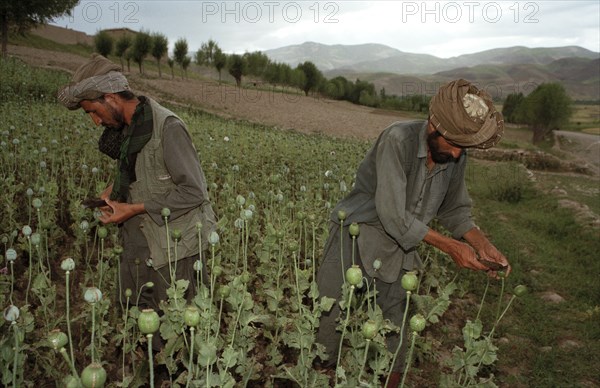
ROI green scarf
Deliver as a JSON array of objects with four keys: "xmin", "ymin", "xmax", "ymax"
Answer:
[{"xmin": 110, "ymin": 97, "xmax": 153, "ymax": 201}]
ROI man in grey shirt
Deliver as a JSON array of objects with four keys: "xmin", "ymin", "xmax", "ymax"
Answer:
[
  {"xmin": 58, "ymin": 54, "xmax": 216, "ymax": 320},
  {"xmin": 316, "ymin": 79, "xmax": 511, "ymax": 386}
]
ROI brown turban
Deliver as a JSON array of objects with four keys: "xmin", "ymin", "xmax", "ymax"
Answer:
[
  {"xmin": 429, "ymin": 79, "xmax": 503, "ymax": 149},
  {"xmin": 57, "ymin": 54, "xmax": 131, "ymax": 110}
]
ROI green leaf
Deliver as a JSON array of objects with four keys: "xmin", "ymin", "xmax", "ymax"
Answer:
[
  {"xmin": 241, "ymin": 313, "xmax": 273, "ymax": 327},
  {"xmin": 462, "ymin": 320, "xmax": 483, "ymax": 343},
  {"xmin": 32, "ymin": 272, "xmax": 49, "ymax": 291},
  {"xmin": 308, "ymin": 281, "xmax": 320, "ymax": 300},
  {"xmin": 319, "ymin": 296, "xmax": 336, "ymax": 312},
  {"xmin": 198, "ymin": 341, "xmax": 217, "ymax": 367},
  {"xmin": 264, "ymin": 288, "xmax": 283, "ymax": 312},
  {"xmin": 220, "ymin": 346, "xmax": 239, "ymax": 368}
]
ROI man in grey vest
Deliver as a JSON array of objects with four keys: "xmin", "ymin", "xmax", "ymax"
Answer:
[
  {"xmin": 316, "ymin": 79, "xmax": 511, "ymax": 387},
  {"xmin": 58, "ymin": 54, "xmax": 216, "ymax": 321}
]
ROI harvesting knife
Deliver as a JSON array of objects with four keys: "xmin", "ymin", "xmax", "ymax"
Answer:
[{"xmin": 82, "ymin": 198, "xmax": 108, "ymax": 209}]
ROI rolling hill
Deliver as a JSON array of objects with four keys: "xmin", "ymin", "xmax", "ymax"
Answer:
[
  {"xmin": 264, "ymin": 42, "xmax": 598, "ymax": 74},
  {"xmin": 265, "ymin": 42, "xmax": 599, "ymax": 100},
  {"xmin": 330, "ymin": 57, "xmax": 600, "ymax": 101}
]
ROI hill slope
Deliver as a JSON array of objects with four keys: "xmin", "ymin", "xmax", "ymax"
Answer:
[
  {"xmin": 264, "ymin": 42, "xmax": 599, "ymax": 74},
  {"xmin": 267, "ymin": 42, "xmax": 599, "ymax": 100},
  {"xmin": 326, "ymin": 57, "xmax": 600, "ymax": 101}
]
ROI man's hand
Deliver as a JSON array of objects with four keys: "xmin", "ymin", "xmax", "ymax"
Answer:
[
  {"xmin": 423, "ymin": 229, "xmax": 489, "ymax": 272},
  {"xmin": 99, "ymin": 184, "xmax": 113, "ymax": 200},
  {"xmin": 446, "ymin": 239, "xmax": 491, "ymax": 272},
  {"xmin": 99, "ymin": 199, "xmax": 145, "ymax": 224},
  {"xmin": 463, "ymin": 227, "xmax": 511, "ymax": 277}
]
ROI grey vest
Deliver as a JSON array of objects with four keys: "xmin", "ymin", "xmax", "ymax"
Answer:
[{"xmin": 129, "ymin": 98, "xmax": 215, "ymax": 269}]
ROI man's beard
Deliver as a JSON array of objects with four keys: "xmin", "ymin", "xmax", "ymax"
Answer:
[
  {"xmin": 102, "ymin": 102, "xmax": 126, "ymax": 131},
  {"xmin": 97, "ymin": 101, "xmax": 127, "ymax": 159},
  {"xmin": 427, "ymin": 131, "xmax": 461, "ymax": 164}
]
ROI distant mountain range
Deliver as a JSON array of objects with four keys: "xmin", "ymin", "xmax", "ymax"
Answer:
[
  {"xmin": 264, "ymin": 42, "xmax": 600, "ymax": 100},
  {"xmin": 264, "ymin": 42, "xmax": 598, "ymax": 74}
]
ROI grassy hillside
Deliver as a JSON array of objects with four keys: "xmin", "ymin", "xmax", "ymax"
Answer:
[{"xmin": 8, "ymin": 32, "xmax": 93, "ymax": 57}]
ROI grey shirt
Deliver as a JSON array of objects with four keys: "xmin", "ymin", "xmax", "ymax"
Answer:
[
  {"xmin": 331, "ymin": 120, "xmax": 476, "ymax": 282},
  {"xmin": 121, "ymin": 116, "xmax": 210, "ymax": 262}
]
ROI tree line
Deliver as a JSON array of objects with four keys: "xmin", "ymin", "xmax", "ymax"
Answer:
[
  {"xmin": 94, "ymin": 30, "xmax": 433, "ymax": 115},
  {"xmin": 97, "ymin": 30, "xmax": 577, "ymax": 143},
  {"xmin": 1, "ymin": 0, "xmax": 575, "ymax": 144}
]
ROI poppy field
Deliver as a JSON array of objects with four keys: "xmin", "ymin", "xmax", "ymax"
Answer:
[{"xmin": 1, "ymin": 57, "xmax": 535, "ymax": 387}]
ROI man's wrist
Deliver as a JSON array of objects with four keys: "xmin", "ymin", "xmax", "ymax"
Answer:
[
  {"xmin": 423, "ymin": 228, "xmax": 459, "ymax": 254},
  {"xmin": 126, "ymin": 202, "xmax": 146, "ymax": 217},
  {"xmin": 462, "ymin": 227, "xmax": 487, "ymax": 250}
]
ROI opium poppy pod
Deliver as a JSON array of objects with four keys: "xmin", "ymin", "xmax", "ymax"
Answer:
[{"xmin": 138, "ymin": 308, "xmax": 160, "ymax": 335}]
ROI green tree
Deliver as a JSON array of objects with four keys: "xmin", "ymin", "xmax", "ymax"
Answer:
[
  {"xmin": 0, "ymin": 0, "xmax": 79, "ymax": 57},
  {"xmin": 281, "ymin": 64, "xmax": 293, "ymax": 86},
  {"xmin": 264, "ymin": 62, "xmax": 292, "ymax": 88},
  {"xmin": 290, "ymin": 68, "xmax": 306, "ymax": 92},
  {"xmin": 198, "ymin": 39, "xmax": 218, "ymax": 65},
  {"xmin": 227, "ymin": 54, "xmax": 246, "ymax": 87},
  {"xmin": 115, "ymin": 34, "xmax": 131, "ymax": 71},
  {"xmin": 182, "ymin": 56, "xmax": 191, "ymax": 79},
  {"xmin": 195, "ymin": 39, "xmax": 219, "ymax": 67},
  {"xmin": 359, "ymin": 89, "xmax": 378, "ymax": 107},
  {"xmin": 263, "ymin": 62, "xmax": 280, "ymax": 86},
  {"xmin": 94, "ymin": 30, "xmax": 113, "ymax": 57},
  {"xmin": 131, "ymin": 30, "xmax": 152, "ymax": 74},
  {"xmin": 519, "ymin": 83, "xmax": 573, "ymax": 144},
  {"xmin": 243, "ymin": 51, "xmax": 270, "ymax": 77},
  {"xmin": 213, "ymin": 48, "xmax": 227, "ymax": 83},
  {"xmin": 151, "ymin": 32, "xmax": 168, "ymax": 78},
  {"xmin": 167, "ymin": 57, "xmax": 175, "ymax": 79},
  {"xmin": 124, "ymin": 49, "xmax": 133, "ymax": 72},
  {"xmin": 502, "ymin": 92, "xmax": 525, "ymax": 123},
  {"xmin": 173, "ymin": 38, "xmax": 188, "ymax": 80},
  {"xmin": 350, "ymin": 79, "xmax": 376, "ymax": 104},
  {"xmin": 327, "ymin": 76, "xmax": 352, "ymax": 100},
  {"xmin": 195, "ymin": 49, "xmax": 207, "ymax": 66},
  {"xmin": 296, "ymin": 61, "xmax": 323, "ymax": 96}
]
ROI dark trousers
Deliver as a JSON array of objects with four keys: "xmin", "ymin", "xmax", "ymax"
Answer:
[
  {"xmin": 119, "ymin": 254, "xmax": 202, "ymax": 309},
  {"xmin": 119, "ymin": 253, "xmax": 206, "ymax": 351},
  {"xmin": 316, "ymin": 222, "xmax": 409, "ymax": 372}
]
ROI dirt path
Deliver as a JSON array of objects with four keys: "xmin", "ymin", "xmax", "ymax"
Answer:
[{"xmin": 555, "ymin": 130, "xmax": 600, "ymax": 172}]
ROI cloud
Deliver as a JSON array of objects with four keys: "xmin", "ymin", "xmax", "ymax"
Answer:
[{"xmin": 52, "ymin": 0, "xmax": 600, "ymax": 57}]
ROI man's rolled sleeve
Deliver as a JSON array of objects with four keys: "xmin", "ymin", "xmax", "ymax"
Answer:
[{"xmin": 399, "ymin": 218, "xmax": 430, "ymax": 249}]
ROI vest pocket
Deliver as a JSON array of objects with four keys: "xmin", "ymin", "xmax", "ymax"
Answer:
[
  {"xmin": 148, "ymin": 176, "xmax": 174, "ymax": 196},
  {"xmin": 140, "ymin": 209, "xmax": 202, "ymax": 269}
]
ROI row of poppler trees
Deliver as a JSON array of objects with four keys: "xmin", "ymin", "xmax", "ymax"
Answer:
[{"xmin": 93, "ymin": 29, "xmax": 430, "ymax": 113}]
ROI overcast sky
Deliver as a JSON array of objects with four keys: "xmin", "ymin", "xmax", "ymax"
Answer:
[{"xmin": 51, "ymin": 1, "xmax": 600, "ymax": 58}]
